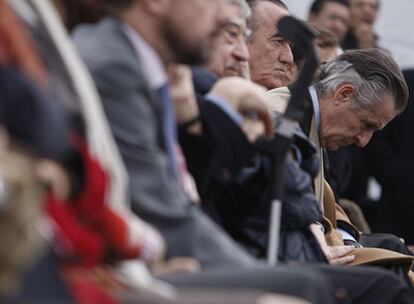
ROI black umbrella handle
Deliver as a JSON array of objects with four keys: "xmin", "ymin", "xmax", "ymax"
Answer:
[
  {"xmin": 267, "ymin": 16, "xmax": 319, "ymax": 265},
  {"xmin": 279, "ymin": 16, "xmax": 319, "ymax": 124}
]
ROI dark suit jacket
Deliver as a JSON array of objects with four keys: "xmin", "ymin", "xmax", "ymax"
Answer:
[
  {"xmin": 365, "ymin": 69, "xmax": 414, "ymax": 244},
  {"xmin": 73, "ymin": 18, "xmax": 256, "ymax": 268},
  {"xmin": 181, "ymin": 68, "xmax": 323, "ymax": 256}
]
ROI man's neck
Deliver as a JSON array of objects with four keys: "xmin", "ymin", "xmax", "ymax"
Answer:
[{"xmin": 119, "ymin": 7, "xmax": 173, "ymax": 66}]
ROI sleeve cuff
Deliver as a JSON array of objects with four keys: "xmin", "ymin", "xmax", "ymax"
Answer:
[{"xmin": 205, "ymin": 93, "xmax": 243, "ymax": 126}]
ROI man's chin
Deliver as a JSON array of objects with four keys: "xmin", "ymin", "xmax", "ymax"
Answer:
[
  {"xmin": 325, "ymin": 141, "xmax": 342, "ymax": 151},
  {"xmin": 224, "ymin": 71, "xmax": 242, "ymax": 78}
]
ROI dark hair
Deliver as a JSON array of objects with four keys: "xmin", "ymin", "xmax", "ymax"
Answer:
[
  {"xmin": 246, "ymin": 0, "xmax": 288, "ymax": 37},
  {"xmin": 309, "ymin": 0, "xmax": 349, "ymax": 15}
]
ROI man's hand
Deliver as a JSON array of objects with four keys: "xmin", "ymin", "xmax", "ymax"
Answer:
[
  {"xmin": 168, "ymin": 64, "xmax": 202, "ymax": 134},
  {"xmin": 324, "ymin": 245, "xmax": 355, "ymax": 265},
  {"xmin": 151, "ymin": 257, "xmax": 201, "ymax": 276},
  {"xmin": 309, "ymin": 223, "xmax": 355, "ymax": 265},
  {"xmin": 210, "ymin": 77, "xmax": 274, "ymax": 139},
  {"xmin": 241, "ymin": 118, "xmax": 266, "ymax": 143}
]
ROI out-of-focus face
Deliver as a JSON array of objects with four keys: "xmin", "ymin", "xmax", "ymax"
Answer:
[
  {"xmin": 350, "ymin": 0, "xmax": 379, "ymax": 26},
  {"xmin": 317, "ymin": 46, "xmax": 338, "ymax": 64},
  {"xmin": 248, "ymin": 2, "xmax": 294, "ymax": 89},
  {"xmin": 319, "ymin": 85, "xmax": 396, "ymax": 150},
  {"xmin": 162, "ymin": 0, "xmax": 223, "ymax": 64},
  {"xmin": 309, "ymin": 2, "xmax": 350, "ymax": 41},
  {"xmin": 205, "ymin": 3, "xmax": 250, "ymax": 77}
]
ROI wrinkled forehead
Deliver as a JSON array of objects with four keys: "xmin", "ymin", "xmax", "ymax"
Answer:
[
  {"xmin": 255, "ymin": 1, "xmax": 289, "ymax": 31},
  {"xmin": 217, "ymin": 2, "xmax": 248, "ymax": 28}
]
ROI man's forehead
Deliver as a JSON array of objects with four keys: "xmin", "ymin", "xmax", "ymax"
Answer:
[
  {"xmin": 257, "ymin": 2, "xmax": 289, "ymax": 30},
  {"xmin": 256, "ymin": 1, "xmax": 288, "ymax": 18},
  {"xmin": 358, "ymin": 94, "xmax": 397, "ymax": 129},
  {"xmin": 351, "ymin": 0, "xmax": 379, "ymax": 7},
  {"xmin": 322, "ymin": 1, "xmax": 349, "ymax": 11},
  {"xmin": 217, "ymin": 3, "xmax": 247, "ymax": 26}
]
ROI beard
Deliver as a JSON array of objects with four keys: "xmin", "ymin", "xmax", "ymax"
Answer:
[{"xmin": 161, "ymin": 18, "xmax": 214, "ymax": 65}]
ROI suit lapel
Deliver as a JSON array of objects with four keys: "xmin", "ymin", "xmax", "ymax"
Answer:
[
  {"xmin": 301, "ymin": 93, "xmax": 325, "ymax": 211},
  {"xmin": 309, "ymin": 118, "xmax": 325, "ymax": 211},
  {"xmin": 108, "ymin": 18, "xmax": 166, "ymax": 150}
]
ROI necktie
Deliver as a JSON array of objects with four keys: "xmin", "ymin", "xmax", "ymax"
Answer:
[
  {"xmin": 156, "ymin": 84, "xmax": 200, "ymax": 202},
  {"xmin": 157, "ymin": 84, "xmax": 179, "ymax": 178}
]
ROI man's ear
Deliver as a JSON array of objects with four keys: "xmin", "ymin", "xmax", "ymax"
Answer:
[{"xmin": 333, "ymin": 84, "xmax": 356, "ymax": 105}]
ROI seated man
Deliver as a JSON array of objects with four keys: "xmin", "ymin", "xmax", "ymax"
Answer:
[
  {"xmin": 73, "ymin": 0, "xmax": 414, "ymax": 302},
  {"xmin": 0, "ymin": 66, "xmax": 301, "ymax": 304},
  {"xmin": 267, "ymin": 48, "xmax": 414, "ymax": 285}
]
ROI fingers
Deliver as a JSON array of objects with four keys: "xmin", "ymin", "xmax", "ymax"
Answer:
[
  {"xmin": 252, "ymin": 102, "xmax": 274, "ymax": 137},
  {"xmin": 241, "ymin": 119, "xmax": 266, "ymax": 142},
  {"xmin": 329, "ymin": 245, "xmax": 355, "ymax": 257},
  {"xmin": 329, "ymin": 254, "xmax": 355, "ymax": 266},
  {"xmin": 168, "ymin": 64, "xmax": 199, "ymax": 125},
  {"xmin": 326, "ymin": 245, "xmax": 356, "ymax": 266},
  {"xmin": 210, "ymin": 77, "xmax": 274, "ymax": 138},
  {"xmin": 238, "ymin": 97, "xmax": 274, "ymax": 138},
  {"xmin": 168, "ymin": 63, "xmax": 190, "ymax": 82},
  {"xmin": 151, "ymin": 257, "xmax": 201, "ymax": 276}
]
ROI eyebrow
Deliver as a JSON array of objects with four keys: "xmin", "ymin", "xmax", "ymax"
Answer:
[
  {"xmin": 221, "ymin": 22, "xmax": 251, "ymax": 37},
  {"xmin": 270, "ymin": 32, "xmax": 282, "ymax": 39},
  {"xmin": 366, "ymin": 119, "xmax": 381, "ymax": 130},
  {"xmin": 269, "ymin": 32, "xmax": 293, "ymax": 47}
]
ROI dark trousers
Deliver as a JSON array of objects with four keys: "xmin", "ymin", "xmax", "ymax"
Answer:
[
  {"xmin": 318, "ymin": 264, "xmax": 414, "ymax": 303},
  {"xmin": 161, "ymin": 264, "xmax": 414, "ymax": 304},
  {"xmin": 160, "ymin": 265, "xmax": 334, "ymax": 304},
  {"xmin": 360, "ymin": 233, "xmax": 412, "ymax": 255}
]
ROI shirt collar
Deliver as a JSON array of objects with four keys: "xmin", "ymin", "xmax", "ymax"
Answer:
[
  {"xmin": 308, "ymin": 85, "xmax": 321, "ymax": 132},
  {"xmin": 122, "ymin": 23, "xmax": 168, "ymax": 89}
]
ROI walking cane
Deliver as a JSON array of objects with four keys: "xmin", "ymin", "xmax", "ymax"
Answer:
[{"xmin": 266, "ymin": 16, "xmax": 319, "ymax": 266}]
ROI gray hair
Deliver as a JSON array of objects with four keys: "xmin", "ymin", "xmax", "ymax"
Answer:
[
  {"xmin": 315, "ymin": 48, "xmax": 408, "ymax": 113},
  {"xmin": 228, "ymin": 0, "xmax": 252, "ymax": 18},
  {"xmin": 246, "ymin": 0, "xmax": 288, "ymax": 40}
]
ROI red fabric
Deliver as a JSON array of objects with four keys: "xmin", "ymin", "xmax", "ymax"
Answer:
[
  {"xmin": 46, "ymin": 193, "xmax": 105, "ymax": 267},
  {"xmin": 45, "ymin": 138, "xmax": 141, "ymax": 303},
  {"xmin": 71, "ymin": 137, "xmax": 143, "ymax": 259},
  {"xmin": 62, "ymin": 266, "xmax": 121, "ymax": 304},
  {"xmin": 71, "ymin": 137, "xmax": 108, "ymax": 228},
  {"xmin": 46, "ymin": 136, "xmax": 143, "ymax": 265},
  {"xmin": 100, "ymin": 208, "xmax": 142, "ymax": 259}
]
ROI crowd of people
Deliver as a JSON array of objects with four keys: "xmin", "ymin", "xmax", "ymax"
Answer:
[{"xmin": 1, "ymin": 0, "xmax": 414, "ymax": 303}]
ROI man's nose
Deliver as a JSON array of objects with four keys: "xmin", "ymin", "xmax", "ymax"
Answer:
[
  {"xmin": 279, "ymin": 42, "xmax": 294, "ymax": 66},
  {"xmin": 233, "ymin": 41, "xmax": 250, "ymax": 62},
  {"xmin": 356, "ymin": 131, "xmax": 373, "ymax": 148}
]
